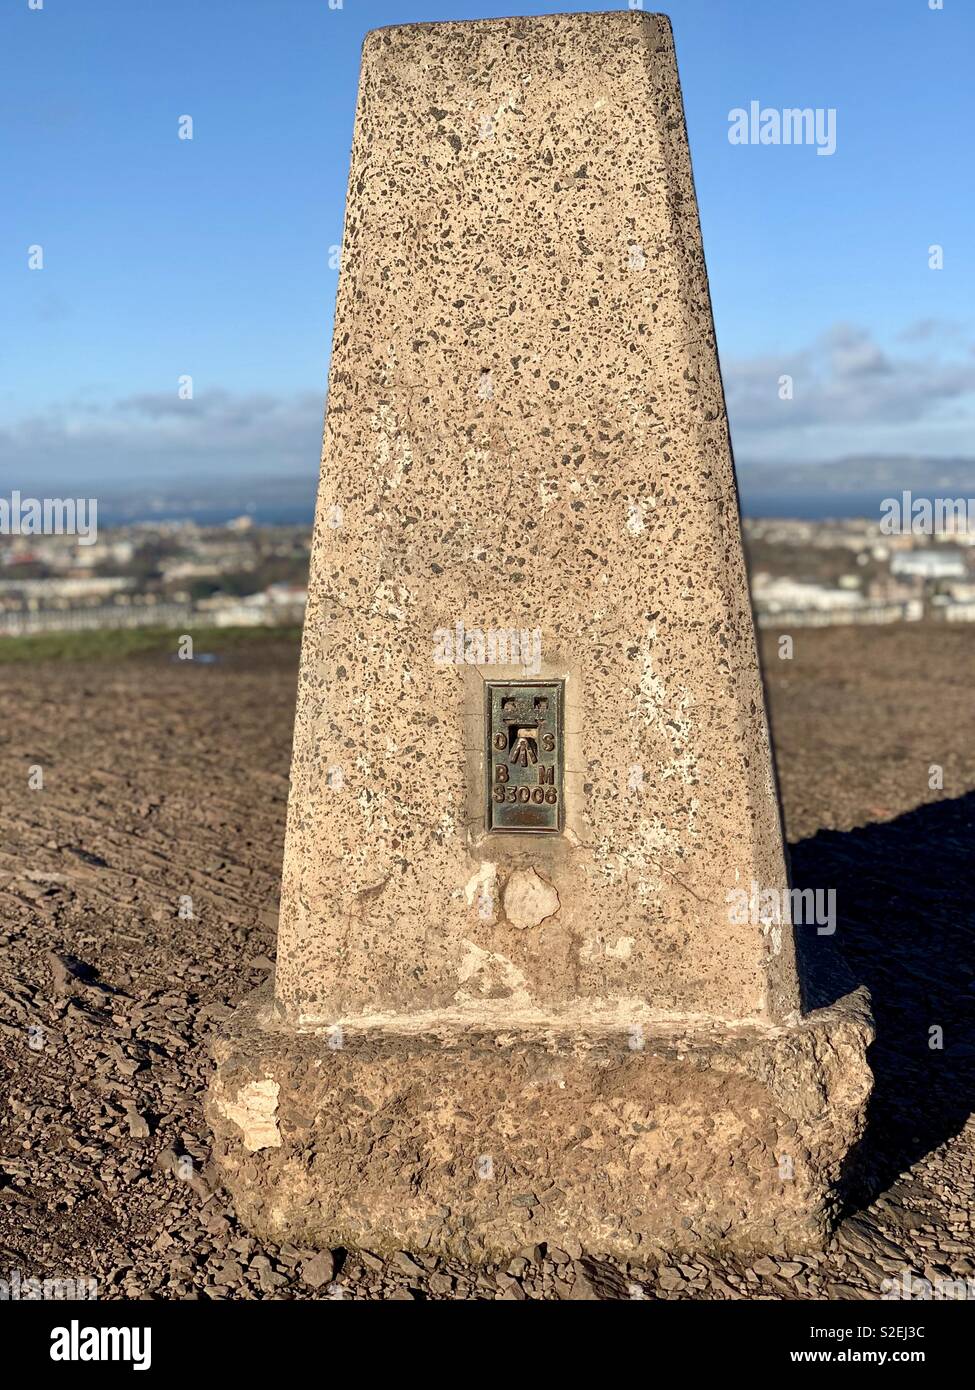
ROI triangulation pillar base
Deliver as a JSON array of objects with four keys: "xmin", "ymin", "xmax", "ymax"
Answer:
[{"xmin": 207, "ymin": 987, "xmax": 873, "ymax": 1261}]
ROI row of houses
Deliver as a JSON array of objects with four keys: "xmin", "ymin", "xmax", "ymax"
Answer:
[{"xmin": 0, "ymin": 584, "xmax": 307, "ymax": 638}]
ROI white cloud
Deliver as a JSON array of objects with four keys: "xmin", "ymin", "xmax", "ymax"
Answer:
[
  {"xmin": 4, "ymin": 322, "xmax": 975, "ymax": 489},
  {"xmin": 0, "ymin": 388, "xmax": 324, "ymax": 487},
  {"xmin": 724, "ymin": 322, "xmax": 975, "ymax": 462}
]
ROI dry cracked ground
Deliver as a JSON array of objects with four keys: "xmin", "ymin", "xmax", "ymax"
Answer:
[{"xmin": 1, "ymin": 624, "xmax": 974, "ymax": 1300}]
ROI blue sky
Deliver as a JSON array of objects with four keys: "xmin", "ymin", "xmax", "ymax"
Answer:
[{"xmin": 2, "ymin": 0, "xmax": 973, "ymax": 490}]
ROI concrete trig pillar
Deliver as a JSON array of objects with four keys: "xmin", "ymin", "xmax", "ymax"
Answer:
[{"xmin": 208, "ymin": 11, "xmax": 872, "ymax": 1260}]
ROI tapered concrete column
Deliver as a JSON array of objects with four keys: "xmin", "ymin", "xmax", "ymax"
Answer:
[{"xmin": 208, "ymin": 12, "xmax": 872, "ymax": 1260}]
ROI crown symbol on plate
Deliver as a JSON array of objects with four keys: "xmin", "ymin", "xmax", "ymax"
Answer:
[{"xmin": 498, "ymin": 693, "xmax": 551, "ymax": 724}]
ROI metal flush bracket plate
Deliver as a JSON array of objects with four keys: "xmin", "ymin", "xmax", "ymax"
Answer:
[{"xmin": 486, "ymin": 680, "xmax": 564, "ymax": 834}]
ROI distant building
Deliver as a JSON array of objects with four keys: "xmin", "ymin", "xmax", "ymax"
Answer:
[
  {"xmin": 940, "ymin": 601, "xmax": 975, "ymax": 623},
  {"xmin": 756, "ymin": 600, "xmax": 923, "ymax": 630},
  {"xmin": 196, "ymin": 583, "xmax": 307, "ymax": 627},
  {"xmin": 750, "ymin": 576, "xmax": 865, "ymax": 613},
  {"xmin": 0, "ymin": 602, "xmax": 192, "ymax": 637},
  {"xmin": 891, "ymin": 549, "xmax": 966, "ymax": 580},
  {"xmin": 0, "ymin": 576, "xmax": 133, "ymax": 599}
]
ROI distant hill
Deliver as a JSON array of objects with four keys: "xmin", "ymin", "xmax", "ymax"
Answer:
[
  {"xmin": 7, "ymin": 455, "xmax": 975, "ymax": 526},
  {"xmin": 736, "ymin": 455, "xmax": 975, "ymax": 519},
  {"xmin": 16, "ymin": 474, "xmax": 321, "ymax": 528}
]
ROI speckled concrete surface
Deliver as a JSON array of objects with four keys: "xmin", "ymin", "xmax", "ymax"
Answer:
[
  {"xmin": 276, "ymin": 10, "xmax": 799, "ymax": 1026},
  {"xmin": 209, "ymin": 13, "xmax": 871, "ymax": 1255}
]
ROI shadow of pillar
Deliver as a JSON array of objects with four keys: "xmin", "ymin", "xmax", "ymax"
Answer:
[{"xmin": 790, "ymin": 790, "xmax": 975, "ymax": 1210}]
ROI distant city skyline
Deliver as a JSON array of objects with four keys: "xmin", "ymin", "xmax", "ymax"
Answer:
[{"xmin": 4, "ymin": 0, "xmax": 973, "ymax": 490}]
